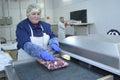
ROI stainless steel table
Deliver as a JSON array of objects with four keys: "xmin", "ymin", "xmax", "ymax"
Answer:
[{"xmin": 60, "ymin": 34, "xmax": 120, "ymax": 76}]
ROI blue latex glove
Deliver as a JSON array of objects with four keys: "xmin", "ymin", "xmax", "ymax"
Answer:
[
  {"xmin": 50, "ymin": 44, "xmax": 61, "ymax": 52},
  {"xmin": 39, "ymin": 50, "xmax": 55, "ymax": 61}
]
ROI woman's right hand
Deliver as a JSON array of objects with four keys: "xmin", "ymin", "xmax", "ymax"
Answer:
[{"xmin": 39, "ymin": 50, "xmax": 55, "ymax": 61}]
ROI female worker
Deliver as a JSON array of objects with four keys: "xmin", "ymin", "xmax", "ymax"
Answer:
[{"xmin": 16, "ymin": 3, "xmax": 61, "ymax": 61}]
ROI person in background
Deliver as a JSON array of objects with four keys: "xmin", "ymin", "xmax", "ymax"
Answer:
[
  {"xmin": 58, "ymin": 17, "xmax": 67, "ymax": 42},
  {"xmin": 16, "ymin": 3, "xmax": 61, "ymax": 61},
  {"xmin": 58, "ymin": 17, "xmax": 70, "ymax": 60}
]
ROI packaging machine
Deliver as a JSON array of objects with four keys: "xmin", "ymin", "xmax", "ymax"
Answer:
[{"xmin": 60, "ymin": 34, "xmax": 120, "ymax": 76}]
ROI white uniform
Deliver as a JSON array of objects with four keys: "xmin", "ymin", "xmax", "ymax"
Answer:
[
  {"xmin": 58, "ymin": 21, "xmax": 66, "ymax": 42},
  {"xmin": 17, "ymin": 24, "xmax": 50, "ymax": 61}
]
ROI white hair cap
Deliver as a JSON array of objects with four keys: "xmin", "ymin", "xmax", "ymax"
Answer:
[{"xmin": 26, "ymin": 3, "xmax": 41, "ymax": 15}]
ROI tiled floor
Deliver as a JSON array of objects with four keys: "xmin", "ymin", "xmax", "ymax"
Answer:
[
  {"xmin": 0, "ymin": 72, "xmax": 7, "ymax": 80},
  {"xmin": 5, "ymin": 50, "xmax": 18, "ymax": 61},
  {"xmin": 0, "ymin": 77, "xmax": 7, "ymax": 80}
]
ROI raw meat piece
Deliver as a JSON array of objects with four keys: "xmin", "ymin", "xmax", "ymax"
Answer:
[{"xmin": 36, "ymin": 57, "xmax": 69, "ymax": 70}]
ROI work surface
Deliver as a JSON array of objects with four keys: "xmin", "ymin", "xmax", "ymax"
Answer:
[
  {"xmin": 60, "ymin": 35, "xmax": 120, "ymax": 75},
  {"xmin": 5, "ymin": 58, "xmax": 103, "ymax": 80}
]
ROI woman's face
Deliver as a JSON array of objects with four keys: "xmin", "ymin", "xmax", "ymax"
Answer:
[{"xmin": 28, "ymin": 9, "xmax": 41, "ymax": 24}]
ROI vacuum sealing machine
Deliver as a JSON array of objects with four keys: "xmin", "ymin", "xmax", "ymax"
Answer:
[{"xmin": 60, "ymin": 34, "xmax": 120, "ymax": 76}]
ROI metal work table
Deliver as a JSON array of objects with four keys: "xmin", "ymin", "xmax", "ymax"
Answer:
[
  {"xmin": 5, "ymin": 58, "xmax": 104, "ymax": 80},
  {"xmin": 60, "ymin": 34, "xmax": 120, "ymax": 76}
]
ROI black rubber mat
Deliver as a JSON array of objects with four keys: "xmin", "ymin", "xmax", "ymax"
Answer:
[{"xmin": 14, "ymin": 59, "xmax": 103, "ymax": 80}]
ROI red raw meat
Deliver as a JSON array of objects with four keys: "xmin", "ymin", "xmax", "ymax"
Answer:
[{"xmin": 36, "ymin": 57, "xmax": 69, "ymax": 70}]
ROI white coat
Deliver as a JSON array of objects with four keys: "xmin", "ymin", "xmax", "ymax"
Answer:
[{"xmin": 58, "ymin": 21, "xmax": 66, "ymax": 42}]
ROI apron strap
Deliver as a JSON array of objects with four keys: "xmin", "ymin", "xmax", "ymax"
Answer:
[
  {"xmin": 40, "ymin": 25, "xmax": 44, "ymax": 32},
  {"xmin": 29, "ymin": 24, "xmax": 34, "ymax": 37},
  {"xmin": 29, "ymin": 24, "xmax": 45, "ymax": 36}
]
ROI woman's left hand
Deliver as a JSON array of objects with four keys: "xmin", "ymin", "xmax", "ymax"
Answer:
[{"xmin": 50, "ymin": 44, "xmax": 61, "ymax": 52}]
